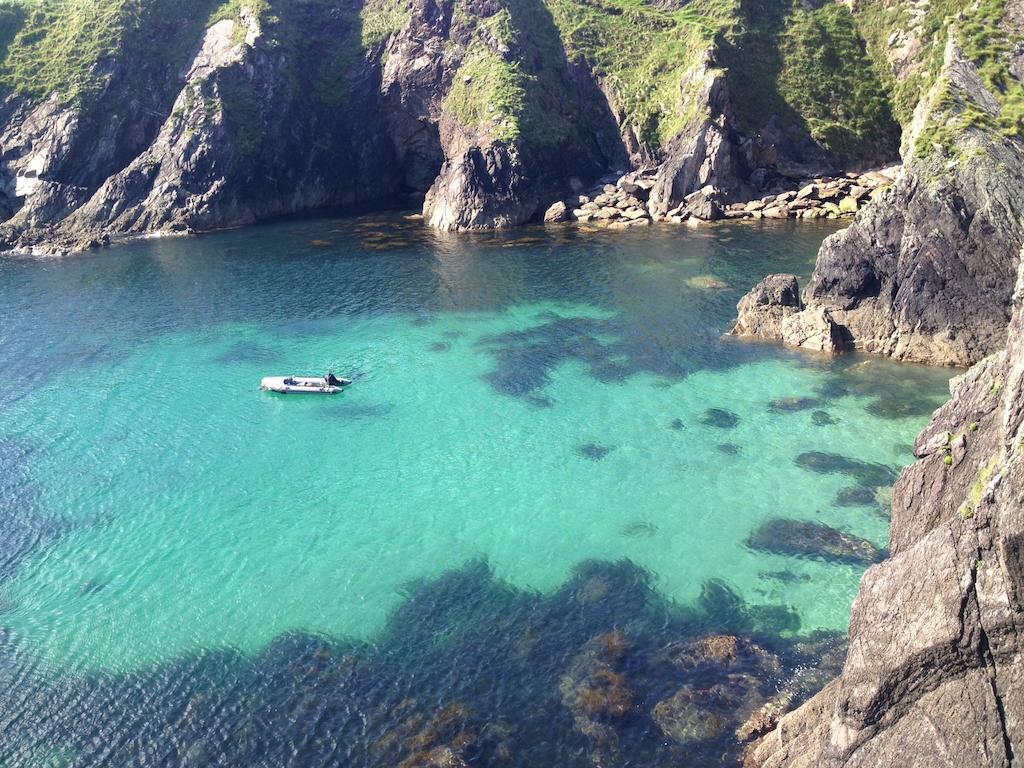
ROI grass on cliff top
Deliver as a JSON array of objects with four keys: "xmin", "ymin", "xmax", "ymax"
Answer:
[
  {"xmin": 719, "ymin": 0, "xmax": 899, "ymax": 163},
  {"xmin": 444, "ymin": 0, "xmax": 594, "ymax": 148},
  {"xmin": 0, "ymin": 0, "xmax": 409, "ymax": 108},
  {"xmin": 545, "ymin": 0, "xmax": 738, "ymax": 150},
  {"xmin": 0, "ymin": 0, "xmax": 240, "ymax": 106},
  {"xmin": 852, "ymin": 0, "xmax": 1023, "ymax": 158}
]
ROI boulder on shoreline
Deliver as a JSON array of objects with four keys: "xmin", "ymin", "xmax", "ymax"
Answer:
[{"xmin": 731, "ymin": 274, "xmax": 803, "ymax": 339}]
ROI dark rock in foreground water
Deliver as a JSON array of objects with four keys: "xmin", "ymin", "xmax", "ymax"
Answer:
[
  {"xmin": 718, "ymin": 443, "xmax": 742, "ymax": 455},
  {"xmin": 811, "ymin": 410, "xmax": 838, "ymax": 426},
  {"xmin": 577, "ymin": 443, "xmax": 613, "ymax": 461},
  {"xmin": 835, "ymin": 487, "xmax": 878, "ymax": 507},
  {"xmin": 653, "ymin": 675, "xmax": 762, "ymax": 745},
  {"xmin": 620, "ymin": 521, "xmax": 658, "ymax": 538},
  {"xmin": 769, "ymin": 397, "xmax": 821, "ymax": 413},
  {"xmin": 699, "ymin": 408, "xmax": 740, "ymax": 429},
  {"xmin": 794, "ymin": 451, "xmax": 898, "ymax": 488},
  {"xmin": 746, "ymin": 519, "xmax": 883, "ymax": 565}
]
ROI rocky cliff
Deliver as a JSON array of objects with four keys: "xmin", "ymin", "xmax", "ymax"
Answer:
[
  {"xmin": 0, "ymin": 0, "xmax": 900, "ymax": 253},
  {"xmin": 734, "ymin": 0, "xmax": 1024, "ymax": 366},
  {"xmin": 729, "ymin": 0, "xmax": 1024, "ymax": 761},
  {"xmin": 745, "ymin": 254, "xmax": 1024, "ymax": 768}
]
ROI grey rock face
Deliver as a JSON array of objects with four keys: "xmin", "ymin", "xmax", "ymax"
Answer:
[
  {"xmin": 731, "ymin": 274, "xmax": 803, "ymax": 339},
  {"xmin": 745, "ymin": 257, "xmax": 1024, "ymax": 768},
  {"xmin": 733, "ymin": 275, "xmax": 847, "ymax": 355},
  {"xmin": 751, "ymin": 39, "xmax": 1024, "ymax": 367},
  {"xmin": 649, "ymin": 65, "xmax": 746, "ymax": 216},
  {"xmin": 779, "ymin": 307, "xmax": 845, "ymax": 355},
  {"xmin": 423, "ymin": 143, "xmax": 538, "ymax": 230}
]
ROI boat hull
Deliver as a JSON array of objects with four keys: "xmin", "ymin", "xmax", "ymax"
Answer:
[{"xmin": 260, "ymin": 376, "xmax": 349, "ymax": 394}]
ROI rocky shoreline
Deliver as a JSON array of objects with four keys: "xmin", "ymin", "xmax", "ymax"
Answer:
[{"xmin": 544, "ymin": 166, "xmax": 899, "ymax": 230}]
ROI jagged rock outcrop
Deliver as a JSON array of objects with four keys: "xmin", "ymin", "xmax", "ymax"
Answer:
[
  {"xmin": 0, "ymin": 0, "xmax": 902, "ymax": 253},
  {"xmin": 746, "ymin": 256, "xmax": 1024, "ymax": 767},
  {"xmin": 736, "ymin": 30, "xmax": 1024, "ymax": 367},
  {"xmin": 648, "ymin": 60, "xmax": 746, "ymax": 217},
  {"xmin": 731, "ymin": 274, "xmax": 804, "ymax": 339},
  {"xmin": 732, "ymin": 275, "xmax": 847, "ymax": 354}
]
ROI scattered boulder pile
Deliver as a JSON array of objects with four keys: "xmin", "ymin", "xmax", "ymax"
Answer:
[{"xmin": 543, "ymin": 166, "xmax": 899, "ymax": 229}]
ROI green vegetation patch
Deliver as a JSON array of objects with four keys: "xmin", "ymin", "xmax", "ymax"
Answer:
[
  {"xmin": 853, "ymin": 0, "xmax": 1023, "ymax": 159},
  {"xmin": 959, "ymin": 452, "xmax": 1001, "ymax": 519},
  {"xmin": 444, "ymin": 0, "xmax": 585, "ymax": 147},
  {"xmin": 719, "ymin": 0, "xmax": 899, "ymax": 161},
  {"xmin": 0, "ymin": 0, "xmax": 235, "ymax": 107},
  {"xmin": 445, "ymin": 39, "xmax": 528, "ymax": 143},
  {"xmin": 545, "ymin": 0, "xmax": 737, "ymax": 150}
]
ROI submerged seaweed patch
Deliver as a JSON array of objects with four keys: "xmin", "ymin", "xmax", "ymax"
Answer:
[
  {"xmin": 621, "ymin": 521, "xmax": 659, "ymax": 538},
  {"xmin": 768, "ymin": 397, "xmax": 821, "ymax": 413},
  {"xmin": 0, "ymin": 558, "xmax": 847, "ymax": 768},
  {"xmin": 577, "ymin": 443, "xmax": 614, "ymax": 461},
  {"xmin": 794, "ymin": 451, "xmax": 898, "ymax": 488},
  {"xmin": 834, "ymin": 487, "xmax": 878, "ymax": 507},
  {"xmin": 811, "ymin": 410, "xmax": 837, "ymax": 426},
  {"xmin": 746, "ymin": 519, "xmax": 883, "ymax": 565},
  {"xmin": 699, "ymin": 409, "xmax": 741, "ymax": 429}
]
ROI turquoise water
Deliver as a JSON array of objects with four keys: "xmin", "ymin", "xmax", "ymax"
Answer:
[{"xmin": 0, "ymin": 216, "xmax": 952, "ymax": 766}]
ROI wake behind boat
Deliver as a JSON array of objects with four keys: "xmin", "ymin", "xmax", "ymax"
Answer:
[{"xmin": 260, "ymin": 372, "xmax": 351, "ymax": 394}]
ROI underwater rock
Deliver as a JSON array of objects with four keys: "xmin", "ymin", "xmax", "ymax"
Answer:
[
  {"xmin": 620, "ymin": 521, "xmax": 658, "ymax": 538},
  {"xmin": 429, "ymin": 341, "xmax": 452, "ymax": 352},
  {"xmin": 660, "ymin": 634, "xmax": 782, "ymax": 678},
  {"xmin": 559, "ymin": 631, "xmax": 635, "ymax": 764},
  {"xmin": 768, "ymin": 397, "xmax": 821, "ymax": 413},
  {"xmin": 866, "ymin": 395, "xmax": 941, "ymax": 419},
  {"xmin": 669, "ymin": 418, "xmax": 686, "ymax": 431},
  {"xmin": 835, "ymin": 487, "xmax": 878, "ymax": 507},
  {"xmin": 652, "ymin": 674, "xmax": 764, "ymax": 745},
  {"xmin": 576, "ymin": 443, "xmax": 613, "ymax": 461},
  {"xmin": 718, "ymin": 443, "xmax": 742, "ymax": 455},
  {"xmin": 375, "ymin": 700, "xmax": 479, "ymax": 768},
  {"xmin": 760, "ymin": 570, "xmax": 811, "ymax": 584},
  {"xmin": 687, "ymin": 275, "xmax": 730, "ymax": 290},
  {"xmin": 699, "ymin": 408, "xmax": 741, "ymax": 429},
  {"xmin": 811, "ymin": 410, "xmax": 838, "ymax": 426},
  {"xmin": 746, "ymin": 519, "xmax": 883, "ymax": 565},
  {"xmin": 794, "ymin": 451, "xmax": 899, "ymax": 488}
]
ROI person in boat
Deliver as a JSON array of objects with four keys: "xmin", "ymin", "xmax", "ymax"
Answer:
[{"xmin": 326, "ymin": 372, "xmax": 342, "ymax": 387}]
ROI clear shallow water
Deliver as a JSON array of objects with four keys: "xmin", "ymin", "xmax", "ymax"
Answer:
[{"xmin": 0, "ymin": 216, "xmax": 953, "ymax": 766}]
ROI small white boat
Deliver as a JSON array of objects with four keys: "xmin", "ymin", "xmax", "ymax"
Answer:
[{"xmin": 260, "ymin": 373, "xmax": 351, "ymax": 394}]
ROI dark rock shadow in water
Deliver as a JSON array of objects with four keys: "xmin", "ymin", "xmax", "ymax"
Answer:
[
  {"xmin": 0, "ymin": 557, "xmax": 853, "ymax": 768},
  {"xmin": 476, "ymin": 314, "xmax": 693, "ymax": 399},
  {"xmin": 768, "ymin": 397, "xmax": 821, "ymax": 414},
  {"xmin": 698, "ymin": 409, "xmax": 740, "ymax": 429},
  {"xmin": 835, "ymin": 487, "xmax": 878, "ymax": 507},
  {"xmin": 746, "ymin": 519, "xmax": 884, "ymax": 565},
  {"xmin": 576, "ymin": 443, "xmax": 613, "ymax": 461},
  {"xmin": 794, "ymin": 451, "xmax": 898, "ymax": 489},
  {"xmin": 811, "ymin": 410, "xmax": 837, "ymax": 426}
]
